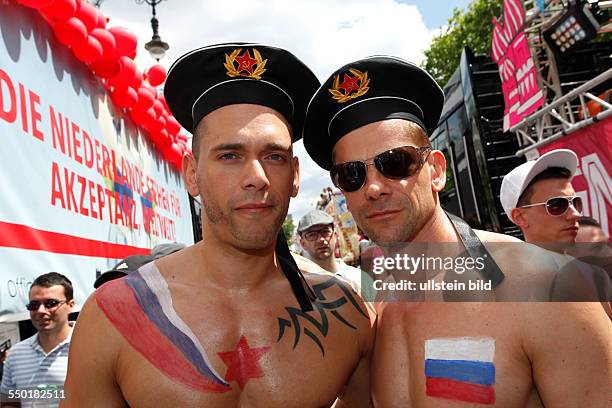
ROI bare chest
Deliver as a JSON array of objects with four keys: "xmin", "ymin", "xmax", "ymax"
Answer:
[
  {"xmin": 113, "ymin": 285, "xmax": 365, "ymax": 407},
  {"xmin": 372, "ymin": 303, "xmax": 542, "ymax": 408}
]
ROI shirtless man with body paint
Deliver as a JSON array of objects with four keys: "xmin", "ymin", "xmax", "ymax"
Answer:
[
  {"xmin": 61, "ymin": 44, "xmax": 375, "ymax": 408},
  {"xmin": 303, "ymin": 56, "xmax": 611, "ymax": 407}
]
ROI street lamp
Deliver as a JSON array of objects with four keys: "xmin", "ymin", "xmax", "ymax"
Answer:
[{"xmin": 136, "ymin": 0, "xmax": 170, "ymax": 61}]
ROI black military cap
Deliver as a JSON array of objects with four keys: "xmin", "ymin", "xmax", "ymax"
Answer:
[
  {"xmin": 164, "ymin": 43, "xmax": 320, "ymax": 139},
  {"xmin": 303, "ymin": 56, "xmax": 444, "ymax": 170}
]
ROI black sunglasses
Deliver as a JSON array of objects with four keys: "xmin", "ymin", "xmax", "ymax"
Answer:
[
  {"xmin": 519, "ymin": 196, "xmax": 583, "ymax": 216},
  {"xmin": 26, "ymin": 299, "xmax": 67, "ymax": 312},
  {"xmin": 331, "ymin": 145, "xmax": 432, "ymax": 192}
]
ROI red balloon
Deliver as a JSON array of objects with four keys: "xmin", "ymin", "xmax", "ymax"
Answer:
[
  {"xmin": 145, "ymin": 64, "xmax": 167, "ymax": 87},
  {"xmin": 72, "ymin": 35, "xmax": 103, "ymax": 63},
  {"xmin": 152, "ymin": 129, "xmax": 172, "ymax": 150},
  {"xmin": 131, "ymin": 107, "xmax": 156, "ymax": 127},
  {"xmin": 75, "ymin": 1, "xmax": 97, "ymax": 33},
  {"xmin": 152, "ymin": 99, "xmax": 164, "ymax": 116},
  {"xmin": 107, "ymin": 56, "xmax": 137, "ymax": 88},
  {"xmin": 18, "ymin": 0, "xmax": 54, "ymax": 8},
  {"xmin": 166, "ymin": 116, "xmax": 181, "ymax": 136},
  {"xmin": 40, "ymin": 0, "xmax": 77, "ymax": 22},
  {"xmin": 91, "ymin": 57, "xmax": 120, "ymax": 79},
  {"xmin": 95, "ymin": 8, "xmax": 107, "ymax": 29},
  {"xmin": 176, "ymin": 133, "xmax": 188, "ymax": 143},
  {"xmin": 90, "ymin": 28, "xmax": 115, "ymax": 58},
  {"xmin": 135, "ymin": 87, "xmax": 155, "ymax": 110},
  {"xmin": 53, "ymin": 17, "xmax": 87, "ymax": 47},
  {"xmin": 111, "ymin": 86, "xmax": 138, "ymax": 109},
  {"xmin": 108, "ymin": 26, "xmax": 137, "ymax": 58}
]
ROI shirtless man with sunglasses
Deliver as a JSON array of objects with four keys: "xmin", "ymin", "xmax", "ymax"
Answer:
[{"xmin": 303, "ymin": 56, "xmax": 611, "ymax": 407}]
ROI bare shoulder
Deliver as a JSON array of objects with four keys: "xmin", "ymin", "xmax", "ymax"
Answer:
[{"xmin": 474, "ymin": 229, "xmax": 522, "ymax": 243}]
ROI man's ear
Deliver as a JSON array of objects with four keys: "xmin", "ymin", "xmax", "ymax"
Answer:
[
  {"xmin": 429, "ymin": 150, "xmax": 446, "ymax": 193},
  {"xmin": 183, "ymin": 153, "xmax": 200, "ymax": 197},
  {"xmin": 511, "ymin": 208, "xmax": 529, "ymax": 229},
  {"xmin": 291, "ymin": 156, "xmax": 300, "ymax": 198}
]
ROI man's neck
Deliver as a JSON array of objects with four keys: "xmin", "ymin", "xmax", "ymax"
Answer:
[
  {"xmin": 197, "ymin": 237, "xmax": 280, "ymax": 291},
  {"xmin": 410, "ymin": 206, "xmax": 459, "ymax": 243},
  {"xmin": 37, "ymin": 324, "xmax": 71, "ymax": 354},
  {"xmin": 311, "ymin": 254, "xmax": 338, "ymax": 273}
]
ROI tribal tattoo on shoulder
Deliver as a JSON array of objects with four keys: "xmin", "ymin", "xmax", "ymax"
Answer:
[{"xmin": 276, "ymin": 276, "xmax": 368, "ymax": 356}]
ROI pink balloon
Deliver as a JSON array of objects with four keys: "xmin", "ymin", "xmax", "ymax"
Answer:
[
  {"xmin": 53, "ymin": 17, "xmax": 87, "ymax": 47},
  {"xmin": 145, "ymin": 64, "xmax": 167, "ymax": 87},
  {"xmin": 91, "ymin": 57, "xmax": 120, "ymax": 79},
  {"xmin": 72, "ymin": 35, "xmax": 103, "ymax": 63},
  {"xmin": 108, "ymin": 26, "xmax": 137, "ymax": 58},
  {"xmin": 111, "ymin": 86, "xmax": 138, "ymax": 109},
  {"xmin": 90, "ymin": 28, "xmax": 115, "ymax": 58},
  {"xmin": 40, "ymin": 0, "xmax": 77, "ymax": 22},
  {"xmin": 18, "ymin": 0, "xmax": 54, "ymax": 8},
  {"xmin": 75, "ymin": 0, "xmax": 97, "ymax": 33}
]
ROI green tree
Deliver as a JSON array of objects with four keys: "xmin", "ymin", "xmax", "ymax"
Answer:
[
  {"xmin": 422, "ymin": 0, "xmax": 503, "ymax": 86},
  {"xmin": 283, "ymin": 217, "xmax": 295, "ymax": 246}
]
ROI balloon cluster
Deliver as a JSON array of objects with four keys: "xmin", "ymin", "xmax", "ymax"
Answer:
[{"xmin": 18, "ymin": 0, "xmax": 190, "ymax": 170}]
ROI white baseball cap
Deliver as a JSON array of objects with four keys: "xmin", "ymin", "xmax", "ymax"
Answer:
[{"xmin": 500, "ymin": 149, "xmax": 578, "ymax": 224}]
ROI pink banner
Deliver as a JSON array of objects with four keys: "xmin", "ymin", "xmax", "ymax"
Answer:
[
  {"xmin": 537, "ymin": 118, "xmax": 612, "ymax": 238},
  {"xmin": 491, "ymin": 0, "xmax": 545, "ymax": 131}
]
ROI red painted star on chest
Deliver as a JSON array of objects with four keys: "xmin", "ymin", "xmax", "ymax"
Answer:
[
  {"xmin": 234, "ymin": 50, "xmax": 258, "ymax": 74},
  {"xmin": 338, "ymin": 74, "xmax": 360, "ymax": 94},
  {"xmin": 217, "ymin": 335, "xmax": 271, "ymax": 390}
]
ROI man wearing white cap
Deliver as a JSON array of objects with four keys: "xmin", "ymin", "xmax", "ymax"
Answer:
[{"xmin": 501, "ymin": 149, "xmax": 582, "ymax": 250}]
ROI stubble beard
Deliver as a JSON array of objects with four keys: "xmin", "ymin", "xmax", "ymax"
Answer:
[
  {"xmin": 356, "ymin": 196, "xmax": 422, "ymax": 244},
  {"xmin": 202, "ymin": 196, "xmax": 285, "ymax": 249}
]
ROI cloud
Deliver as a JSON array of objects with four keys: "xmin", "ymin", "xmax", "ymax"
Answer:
[{"xmin": 101, "ymin": 0, "xmax": 438, "ymax": 222}]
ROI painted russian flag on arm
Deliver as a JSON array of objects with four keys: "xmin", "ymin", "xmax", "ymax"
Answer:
[{"xmin": 424, "ymin": 337, "xmax": 496, "ymax": 405}]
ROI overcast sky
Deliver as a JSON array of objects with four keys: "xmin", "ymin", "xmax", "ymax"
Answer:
[{"xmin": 98, "ymin": 0, "xmax": 471, "ymax": 223}]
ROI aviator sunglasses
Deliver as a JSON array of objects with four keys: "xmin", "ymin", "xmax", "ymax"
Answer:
[
  {"xmin": 25, "ymin": 299, "xmax": 67, "ymax": 311},
  {"xmin": 331, "ymin": 145, "xmax": 432, "ymax": 192},
  {"xmin": 519, "ymin": 196, "xmax": 583, "ymax": 216}
]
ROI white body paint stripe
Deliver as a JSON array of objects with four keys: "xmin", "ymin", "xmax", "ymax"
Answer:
[
  {"xmin": 139, "ymin": 262, "xmax": 227, "ymax": 384},
  {"xmin": 425, "ymin": 337, "xmax": 495, "ymax": 362}
]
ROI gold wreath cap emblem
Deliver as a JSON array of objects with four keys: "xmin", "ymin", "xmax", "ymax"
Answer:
[
  {"xmin": 224, "ymin": 48, "xmax": 268, "ymax": 80},
  {"xmin": 328, "ymin": 68, "xmax": 370, "ymax": 103}
]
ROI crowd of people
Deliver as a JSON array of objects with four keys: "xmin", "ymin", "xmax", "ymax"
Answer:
[{"xmin": 1, "ymin": 42, "xmax": 609, "ymax": 407}]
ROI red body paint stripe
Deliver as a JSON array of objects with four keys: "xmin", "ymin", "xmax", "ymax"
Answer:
[
  {"xmin": 426, "ymin": 377, "xmax": 495, "ymax": 404},
  {"xmin": 0, "ymin": 221, "xmax": 149, "ymax": 259},
  {"xmin": 95, "ymin": 279, "xmax": 230, "ymax": 393}
]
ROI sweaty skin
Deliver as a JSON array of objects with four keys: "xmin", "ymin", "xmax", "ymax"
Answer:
[
  {"xmin": 61, "ymin": 105, "xmax": 376, "ymax": 408},
  {"xmin": 332, "ymin": 119, "xmax": 612, "ymax": 408}
]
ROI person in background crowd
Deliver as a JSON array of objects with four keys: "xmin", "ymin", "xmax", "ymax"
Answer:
[
  {"xmin": 303, "ymin": 55, "xmax": 611, "ymax": 407},
  {"xmin": 576, "ymin": 216, "xmax": 609, "ymax": 244},
  {"xmin": 1, "ymin": 273, "xmax": 74, "ymax": 408},
  {"xmin": 298, "ymin": 210, "xmax": 367, "ymax": 291}
]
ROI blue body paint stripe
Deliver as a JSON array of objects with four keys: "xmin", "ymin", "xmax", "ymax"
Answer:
[
  {"xmin": 125, "ymin": 272, "xmax": 228, "ymax": 385},
  {"xmin": 425, "ymin": 359, "xmax": 495, "ymax": 386}
]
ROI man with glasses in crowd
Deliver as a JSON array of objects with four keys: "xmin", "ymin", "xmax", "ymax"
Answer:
[
  {"xmin": 303, "ymin": 56, "xmax": 611, "ymax": 406},
  {"xmin": 297, "ymin": 210, "xmax": 374, "ymax": 300},
  {"xmin": 1, "ymin": 273, "xmax": 74, "ymax": 407}
]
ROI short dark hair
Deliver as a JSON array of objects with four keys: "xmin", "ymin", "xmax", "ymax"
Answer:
[
  {"xmin": 30, "ymin": 272, "xmax": 73, "ymax": 301},
  {"xmin": 577, "ymin": 216, "xmax": 602, "ymax": 228},
  {"xmin": 516, "ymin": 167, "xmax": 572, "ymax": 207}
]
